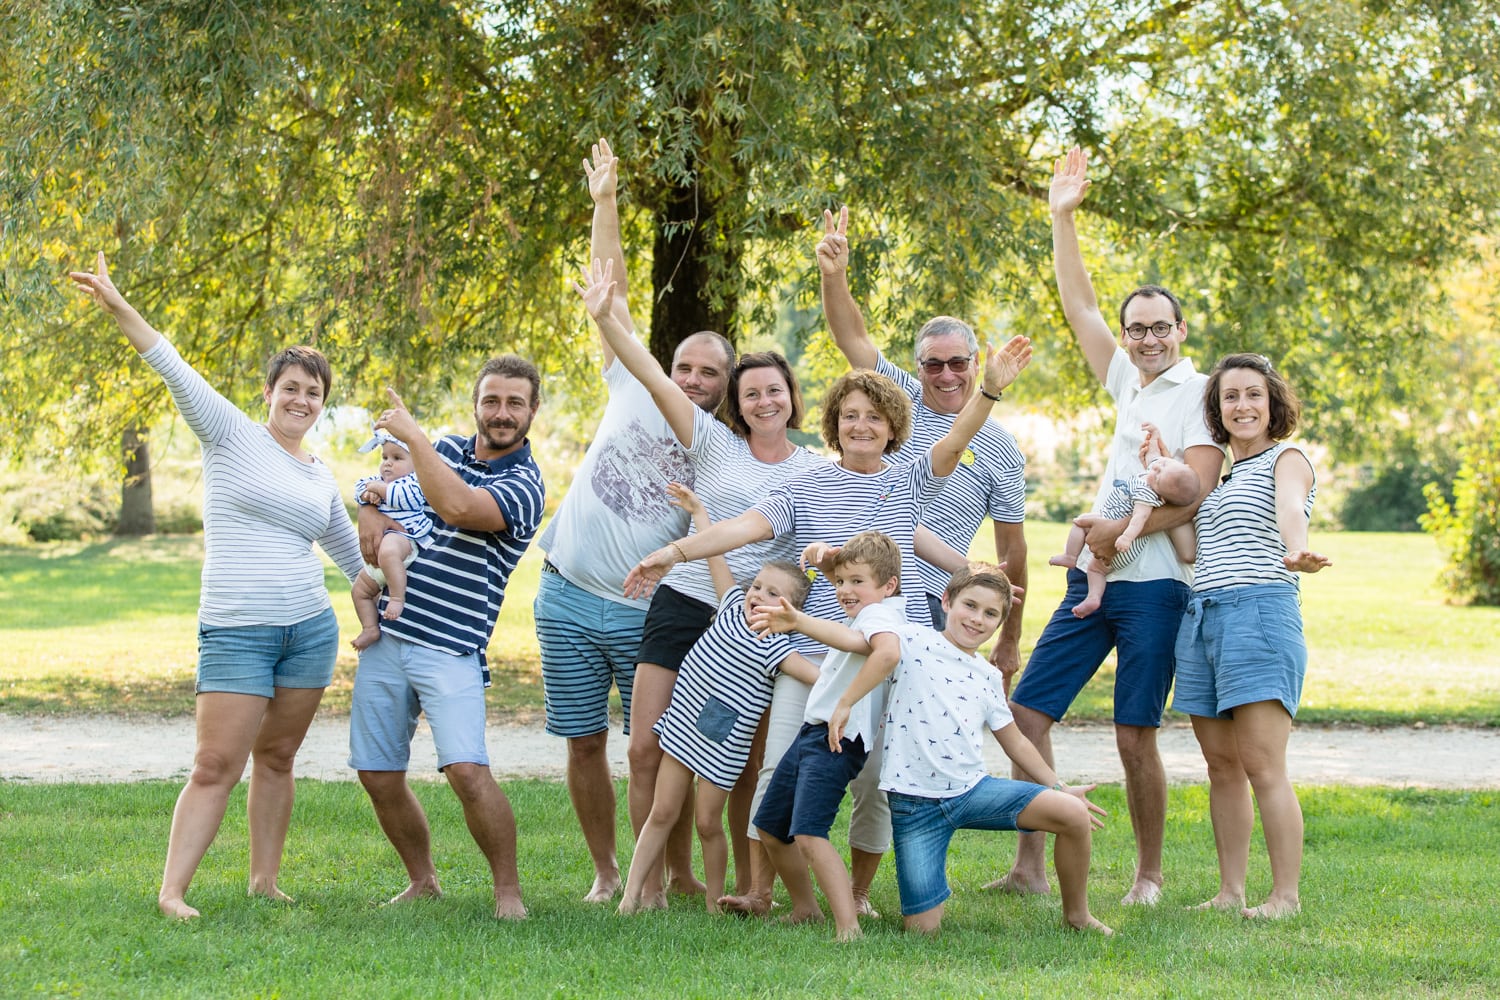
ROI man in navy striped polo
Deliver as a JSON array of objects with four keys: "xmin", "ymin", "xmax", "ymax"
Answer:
[{"xmin": 349, "ymin": 356, "xmax": 546, "ymax": 920}]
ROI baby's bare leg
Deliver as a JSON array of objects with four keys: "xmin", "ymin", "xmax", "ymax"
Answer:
[
  {"xmin": 1050, "ymin": 524, "xmax": 1086, "ymax": 568},
  {"xmin": 1071, "ymin": 565, "xmax": 1106, "ymax": 618},
  {"xmin": 350, "ymin": 572, "xmax": 384, "ymax": 650},
  {"xmin": 377, "ymin": 534, "xmax": 415, "ymax": 620}
]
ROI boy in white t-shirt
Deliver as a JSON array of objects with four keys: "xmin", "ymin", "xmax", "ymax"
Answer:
[
  {"xmin": 828, "ymin": 563, "xmax": 1113, "ymax": 935},
  {"xmin": 747, "ymin": 531, "xmax": 905, "ymax": 941}
]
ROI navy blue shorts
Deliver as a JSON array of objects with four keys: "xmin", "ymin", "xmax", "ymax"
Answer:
[{"xmin": 753, "ymin": 723, "xmax": 868, "ymax": 843}]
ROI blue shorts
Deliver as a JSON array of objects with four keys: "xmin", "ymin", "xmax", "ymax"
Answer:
[
  {"xmin": 889, "ymin": 777, "xmax": 1046, "ymax": 915},
  {"xmin": 1011, "ymin": 569, "xmax": 1189, "ymax": 727},
  {"xmin": 195, "ymin": 607, "xmax": 339, "ymax": 698},
  {"xmin": 535, "ymin": 567, "xmax": 644, "ymax": 738},
  {"xmin": 753, "ymin": 723, "xmax": 869, "ymax": 843},
  {"xmin": 349, "ymin": 633, "xmax": 489, "ymax": 771},
  {"xmin": 1171, "ymin": 582, "xmax": 1306, "ymax": 719},
  {"xmin": 636, "ymin": 584, "xmax": 716, "ymax": 672}
]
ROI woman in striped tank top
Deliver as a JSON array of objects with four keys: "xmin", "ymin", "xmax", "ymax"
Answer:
[{"xmin": 1171, "ymin": 353, "xmax": 1331, "ymax": 920}]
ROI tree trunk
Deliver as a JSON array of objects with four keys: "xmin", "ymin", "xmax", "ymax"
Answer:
[
  {"xmin": 117, "ymin": 425, "xmax": 155, "ymax": 535},
  {"xmin": 648, "ymin": 177, "xmax": 740, "ymax": 367}
]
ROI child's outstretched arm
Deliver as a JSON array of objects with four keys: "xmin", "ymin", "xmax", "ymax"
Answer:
[
  {"xmin": 749, "ymin": 598, "xmax": 872, "ymax": 653},
  {"xmin": 993, "ymin": 723, "xmax": 1106, "ymax": 829},
  {"xmin": 775, "ymin": 652, "xmax": 823, "ymax": 687},
  {"xmin": 826, "ymin": 631, "xmax": 901, "ymax": 751},
  {"xmin": 666, "ymin": 482, "xmax": 733, "ymax": 599}
]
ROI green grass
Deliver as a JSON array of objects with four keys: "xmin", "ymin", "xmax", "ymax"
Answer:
[
  {"xmin": 1, "ymin": 527, "xmax": 1496, "ymax": 725},
  {"xmin": 1, "ymin": 781, "xmax": 1496, "ymax": 997}
]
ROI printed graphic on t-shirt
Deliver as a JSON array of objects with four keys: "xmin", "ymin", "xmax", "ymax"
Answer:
[{"xmin": 590, "ymin": 419, "xmax": 695, "ymax": 521}]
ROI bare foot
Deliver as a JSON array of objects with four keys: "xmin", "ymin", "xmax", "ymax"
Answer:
[
  {"xmin": 494, "ymin": 894, "xmax": 527, "ymax": 920},
  {"xmin": 381, "ymin": 600, "xmax": 405, "ymax": 621},
  {"xmin": 834, "ymin": 922, "xmax": 864, "ymax": 942},
  {"xmin": 249, "ymin": 886, "xmax": 294, "ymax": 905},
  {"xmin": 1189, "ymin": 891, "xmax": 1245, "ymax": 912},
  {"xmin": 1121, "ymin": 878, "xmax": 1163, "ymax": 906},
  {"xmin": 853, "ymin": 889, "xmax": 881, "ymax": 920},
  {"xmin": 719, "ymin": 892, "xmax": 772, "ymax": 917},
  {"xmin": 616, "ymin": 893, "xmax": 643, "ymax": 915},
  {"xmin": 351, "ymin": 626, "xmax": 382, "ymax": 651},
  {"xmin": 1243, "ymin": 896, "xmax": 1300, "ymax": 920},
  {"xmin": 777, "ymin": 907, "xmax": 825, "ymax": 927},
  {"xmin": 158, "ymin": 896, "xmax": 199, "ymax": 920},
  {"xmin": 1049, "ymin": 554, "xmax": 1077, "ymax": 568},
  {"xmin": 666, "ymin": 873, "xmax": 707, "ymax": 897},
  {"xmin": 706, "ymin": 897, "xmax": 723, "ymax": 915},
  {"xmin": 1070, "ymin": 599, "xmax": 1100, "ymax": 619},
  {"xmin": 386, "ymin": 878, "xmax": 442, "ymax": 905},
  {"xmin": 984, "ymin": 870, "xmax": 1051, "ymax": 895},
  {"xmin": 1066, "ymin": 914, "xmax": 1115, "ymax": 936},
  {"xmin": 583, "ymin": 871, "xmax": 621, "ymax": 904}
]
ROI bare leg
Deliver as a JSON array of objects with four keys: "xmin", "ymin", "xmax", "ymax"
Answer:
[
  {"xmin": 849, "ymin": 848, "xmax": 883, "ymax": 919},
  {"xmin": 619, "ymin": 757, "xmax": 692, "ymax": 913},
  {"xmin": 1189, "ymin": 714, "xmax": 1250, "ymax": 910},
  {"xmin": 759, "ymin": 829, "xmax": 823, "ymax": 925},
  {"xmin": 444, "ymin": 762, "xmax": 526, "ymax": 919},
  {"xmin": 1050, "ymin": 526, "xmax": 1085, "ymax": 569},
  {"xmin": 377, "ymin": 534, "xmax": 414, "ymax": 620},
  {"xmin": 728, "ymin": 712, "xmax": 768, "ymax": 894},
  {"xmin": 1234, "ymin": 701, "xmax": 1302, "ymax": 919},
  {"xmin": 351, "ymin": 573, "xmax": 385, "ymax": 651},
  {"xmin": 1017, "ymin": 791, "xmax": 1113, "ymax": 935},
  {"xmin": 1116, "ymin": 722, "xmax": 1166, "ymax": 905},
  {"xmin": 159, "ymin": 692, "xmax": 266, "ymax": 918},
  {"xmin": 903, "ymin": 905, "xmax": 945, "ymax": 934},
  {"xmin": 719, "ymin": 839, "xmax": 774, "ymax": 916},
  {"xmin": 246, "ymin": 685, "xmax": 325, "ymax": 902},
  {"xmin": 625, "ymin": 663, "xmax": 703, "ymax": 902},
  {"xmin": 567, "ymin": 731, "xmax": 621, "ymax": 902},
  {"xmin": 988, "ymin": 702, "xmax": 1055, "ymax": 894},
  {"xmin": 1071, "ymin": 565, "xmax": 1106, "ymax": 619},
  {"xmin": 358, "ymin": 769, "xmax": 441, "ymax": 902},
  {"xmin": 797, "ymin": 835, "xmax": 861, "ymax": 940},
  {"xmin": 694, "ymin": 783, "xmax": 732, "ymax": 913}
]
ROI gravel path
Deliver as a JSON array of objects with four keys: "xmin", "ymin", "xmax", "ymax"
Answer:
[{"xmin": 3, "ymin": 714, "xmax": 1497, "ymax": 788}]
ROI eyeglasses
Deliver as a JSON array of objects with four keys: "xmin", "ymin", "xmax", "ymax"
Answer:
[
  {"xmin": 1122, "ymin": 321, "xmax": 1179, "ymax": 341},
  {"xmin": 918, "ymin": 355, "xmax": 973, "ymax": 375}
]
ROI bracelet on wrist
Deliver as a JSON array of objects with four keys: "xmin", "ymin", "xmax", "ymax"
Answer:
[
  {"xmin": 668, "ymin": 541, "xmax": 688, "ymax": 564},
  {"xmin": 980, "ymin": 386, "xmax": 1003, "ymax": 402}
]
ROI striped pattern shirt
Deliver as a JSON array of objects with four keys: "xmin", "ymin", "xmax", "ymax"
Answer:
[
  {"xmin": 1193, "ymin": 443, "xmax": 1317, "ymax": 593},
  {"xmin": 353, "ymin": 472, "xmax": 434, "ymax": 545},
  {"xmin": 376, "ymin": 435, "xmax": 545, "ymax": 671},
  {"xmin": 141, "ymin": 339, "xmax": 363, "ymax": 627},
  {"xmin": 876, "ymin": 354, "xmax": 1026, "ymax": 596}
]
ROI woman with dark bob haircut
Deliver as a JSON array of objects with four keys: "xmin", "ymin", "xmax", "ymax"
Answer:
[{"xmin": 1171, "ymin": 352, "xmax": 1330, "ymax": 920}]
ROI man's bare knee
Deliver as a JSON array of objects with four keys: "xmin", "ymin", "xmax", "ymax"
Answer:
[
  {"xmin": 567, "ymin": 731, "xmax": 609, "ymax": 763},
  {"xmin": 1115, "ymin": 725, "xmax": 1160, "ymax": 772},
  {"xmin": 1009, "ymin": 702, "xmax": 1054, "ymax": 742},
  {"xmin": 443, "ymin": 761, "xmax": 496, "ymax": 804}
]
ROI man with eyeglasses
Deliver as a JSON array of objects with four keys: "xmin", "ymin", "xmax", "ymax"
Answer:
[
  {"xmin": 817, "ymin": 206, "xmax": 1029, "ymax": 680},
  {"xmin": 994, "ymin": 146, "xmax": 1223, "ymax": 907}
]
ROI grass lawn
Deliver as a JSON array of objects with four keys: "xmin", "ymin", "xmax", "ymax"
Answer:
[
  {"xmin": 1, "ymin": 526, "xmax": 1496, "ymax": 725},
  {"xmin": 2, "ymin": 780, "xmax": 1497, "ymax": 997}
]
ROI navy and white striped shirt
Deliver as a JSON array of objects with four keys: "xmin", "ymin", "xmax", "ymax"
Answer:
[
  {"xmin": 1193, "ymin": 443, "xmax": 1316, "ymax": 593},
  {"xmin": 876, "ymin": 354, "xmax": 1026, "ymax": 596},
  {"xmin": 377, "ymin": 435, "xmax": 545, "ymax": 672}
]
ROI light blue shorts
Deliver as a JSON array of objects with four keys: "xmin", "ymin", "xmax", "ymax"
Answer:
[
  {"xmin": 196, "ymin": 607, "xmax": 339, "ymax": 698},
  {"xmin": 889, "ymin": 777, "xmax": 1045, "ymax": 916},
  {"xmin": 1171, "ymin": 582, "xmax": 1306, "ymax": 719},
  {"xmin": 534, "ymin": 567, "xmax": 643, "ymax": 738},
  {"xmin": 349, "ymin": 633, "xmax": 489, "ymax": 771}
]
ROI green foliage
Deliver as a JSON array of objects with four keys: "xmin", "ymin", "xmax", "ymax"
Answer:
[
  {"xmin": 1341, "ymin": 439, "xmax": 1459, "ymax": 532},
  {"xmin": 1422, "ymin": 407, "xmax": 1500, "ymax": 605}
]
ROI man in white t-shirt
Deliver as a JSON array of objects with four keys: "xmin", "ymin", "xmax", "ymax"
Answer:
[
  {"xmin": 998, "ymin": 147, "xmax": 1223, "ymax": 906},
  {"xmin": 817, "ymin": 206, "xmax": 1029, "ymax": 683},
  {"xmin": 535, "ymin": 141, "xmax": 734, "ymax": 902}
]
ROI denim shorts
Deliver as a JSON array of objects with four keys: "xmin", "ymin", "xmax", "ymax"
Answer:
[
  {"xmin": 534, "ymin": 568, "xmax": 645, "ymax": 738},
  {"xmin": 753, "ymin": 723, "xmax": 869, "ymax": 844},
  {"xmin": 349, "ymin": 632, "xmax": 489, "ymax": 771},
  {"xmin": 636, "ymin": 584, "xmax": 716, "ymax": 672},
  {"xmin": 1011, "ymin": 570, "xmax": 1189, "ymax": 727},
  {"xmin": 196, "ymin": 606, "xmax": 339, "ymax": 698},
  {"xmin": 1171, "ymin": 582, "xmax": 1307, "ymax": 719},
  {"xmin": 889, "ymin": 777, "xmax": 1045, "ymax": 916}
]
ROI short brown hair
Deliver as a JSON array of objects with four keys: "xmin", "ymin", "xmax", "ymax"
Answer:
[
  {"xmin": 832, "ymin": 531, "xmax": 902, "ymax": 590},
  {"xmin": 265, "ymin": 345, "xmax": 332, "ymax": 398},
  {"xmin": 727, "ymin": 352, "xmax": 805, "ymax": 438},
  {"xmin": 474, "ymin": 354, "xmax": 542, "ymax": 408},
  {"xmin": 819, "ymin": 370, "xmax": 911, "ymax": 456},
  {"xmin": 943, "ymin": 562, "xmax": 1013, "ymax": 624},
  {"xmin": 1202, "ymin": 353, "xmax": 1300, "ymax": 445}
]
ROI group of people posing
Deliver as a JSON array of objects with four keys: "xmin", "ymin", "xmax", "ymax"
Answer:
[{"xmin": 69, "ymin": 142, "xmax": 1328, "ymax": 934}]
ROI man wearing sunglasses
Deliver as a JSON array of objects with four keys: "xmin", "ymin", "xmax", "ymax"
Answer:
[
  {"xmin": 996, "ymin": 146, "xmax": 1223, "ymax": 907},
  {"xmin": 817, "ymin": 206, "xmax": 1029, "ymax": 681}
]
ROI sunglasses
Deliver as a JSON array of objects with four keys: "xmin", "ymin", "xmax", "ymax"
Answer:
[{"xmin": 918, "ymin": 355, "xmax": 973, "ymax": 375}]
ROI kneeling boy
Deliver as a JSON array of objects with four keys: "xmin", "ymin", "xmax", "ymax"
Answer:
[{"xmin": 828, "ymin": 563, "xmax": 1113, "ymax": 935}]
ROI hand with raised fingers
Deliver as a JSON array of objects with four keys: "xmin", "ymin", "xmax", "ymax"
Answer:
[
  {"xmin": 665, "ymin": 481, "xmax": 705, "ymax": 520},
  {"xmin": 583, "ymin": 138, "xmax": 618, "ymax": 203},
  {"xmin": 624, "ymin": 547, "xmax": 675, "ymax": 600},
  {"xmin": 980, "ymin": 335, "xmax": 1032, "ymax": 398},
  {"xmin": 68, "ymin": 251, "xmax": 129, "ymax": 317},
  {"xmin": 1050, "ymin": 146, "xmax": 1091, "ymax": 216},
  {"xmin": 748, "ymin": 596, "xmax": 800, "ymax": 637},
  {"xmin": 1062, "ymin": 781, "xmax": 1108, "ymax": 831},
  {"xmin": 375, "ymin": 387, "xmax": 423, "ymax": 449},
  {"xmin": 815, "ymin": 205, "xmax": 850, "ymax": 278},
  {"xmin": 1139, "ymin": 422, "xmax": 1169, "ymax": 464},
  {"xmin": 571, "ymin": 258, "xmax": 617, "ymax": 323}
]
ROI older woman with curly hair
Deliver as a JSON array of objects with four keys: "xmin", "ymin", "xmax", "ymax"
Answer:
[
  {"xmin": 1173, "ymin": 353, "xmax": 1331, "ymax": 920},
  {"xmin": 625, "ymin": 339, "xmax": 1030, "ymax": 918}
]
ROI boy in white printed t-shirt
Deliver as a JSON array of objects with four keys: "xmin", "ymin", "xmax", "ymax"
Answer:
[
  {"xmin": 828, "ymin": 563, "xmax": 1113, "ymax": 935},
  {"xmin": 350, "ymin": 430, "xmax": 434, "ymax": 650},
  {"xmin": 747, "ymin": 530, "xmax": 905, "ymax": 941}
]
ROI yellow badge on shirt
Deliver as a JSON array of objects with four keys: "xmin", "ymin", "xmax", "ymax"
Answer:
[{"xmin": 960, "ymin": 448, "xmax": 976, "ymax": 467}]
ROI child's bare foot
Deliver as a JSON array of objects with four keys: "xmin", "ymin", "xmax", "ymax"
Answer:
[
  {"xmin": 1070, "ymin": 597, "xmax": 1101, "ymax": 619},
  {"xmin": 351, "ymin": 626, "xmax": 382, "ymax": 651},
  {"xmin": 248, "ymin": 884, "xmax": 294, "ymax": 905},
  {"xmin": 706, "ymin": 897, "xmax": 723, "ymax": 915},
  {"xmin": 983, "ymin": 870, "xmax": 1051, "ymax": 895},
  {"xmin": 1121, "ymin": 877, "xmax": 1163, "ymax": 906},
  {"xmin": 158, "ymin": 896, "xmax": 199, "ymax": 920},
  {"xmin": 381, "ymin": 599, "xmax": 405, "ymax": 621},
  {"xmin": 778, "ymin": 906, "xmax": 825, "ymax": 927},
  {"xmin": 834, "ymin": 922, "xmax": 864, "ymax": 942},
  {"xmin": 719, "ymin": 891, "xmax": 772, "ymax": 917},
  {"xmin": 1189, "ymin": 891, "xmax": 1245, "ymax": 912},
  {"xmin": 494, "ymin": 892, "xmax": 527, "ymax": 920},
  {"xmin": 616, "ymin": 894, "xmax": 642, "ymax": 915},
  {"xmin": 1049, "ymin": 554, "xmax": 1077, "ymax": 568},
  {"xmin": 852, "ymin": 888, "xmax": 881, "ymax": 919},
  {"xmin": 385, "ymin": 877, "xmax": 442, "ymax": 905},
  {"xmin": 1066, "ymin": 914, "xmax": 1115, "ymax": 936},
  {"xmin": 583, "ymin": 870, "xmax": 621, "ymax": 903},
  {"xmin": 1242, "ymin": 895, "xmax": 1299, "ymax": 920},
  {"xmin": 666, "ymin": 872, "xmax": 707, "ymax": 897}
]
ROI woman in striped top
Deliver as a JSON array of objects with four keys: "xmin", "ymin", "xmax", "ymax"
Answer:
[
  {"xmin": 71, "ymin": 254, "xmax": 364, "ymax": 919},
  {"xmin": 1171, "ymin": 353, "xmax": 1331, "ymax": 920}
]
